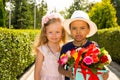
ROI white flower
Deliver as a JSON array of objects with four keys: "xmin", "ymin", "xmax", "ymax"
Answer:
[
  {"xmin": 76, "ymin": 47, "xmax": 82, "ymax": 51},
  {"xmin": 107, "ymin": 54, "xmax": 112, "ymax": 64},
  {"xmin": 66, "ymin": 50, "xmax": 71, "ymax": 57}
]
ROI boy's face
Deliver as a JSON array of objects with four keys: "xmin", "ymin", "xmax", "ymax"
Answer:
[{"xmin": 70, "ymin": 20, "xmax": 90, "ymax": 42}]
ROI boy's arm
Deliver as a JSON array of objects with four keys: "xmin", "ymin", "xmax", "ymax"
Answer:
[
  {"xmin": 102, "ymin": 71, "xmax": 109, "ymax": 80},
  {"xmin": 58, "ymin": 65, "xmax": 74, "ymax": 79}
]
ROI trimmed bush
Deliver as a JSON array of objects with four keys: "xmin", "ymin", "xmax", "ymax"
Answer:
[
  {"xmin": 0, "ymin": 27, "xmax": 120, "ymax": 80},
  {"xmin": 0, "ymin": 28, "xmax": 39, "ymax": 80}
]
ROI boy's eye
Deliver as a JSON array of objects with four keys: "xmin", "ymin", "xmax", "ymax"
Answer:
[
  {"xmin": 71, "ymin": 26, "xmax": 77, "ymax": 30},
  {"xmin": 81, "ymin": 27, "xmax": 85, "ymax": 29}
]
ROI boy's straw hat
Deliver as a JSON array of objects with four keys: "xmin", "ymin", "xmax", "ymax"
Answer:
[{"xmin": 63, "ymin": 10, "xmax": 97, "ymax": 37}]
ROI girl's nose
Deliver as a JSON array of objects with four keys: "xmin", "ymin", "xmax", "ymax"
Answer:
[{"xmin": 52, "ymin": 33, "xmax": 57, "ymax": 37}]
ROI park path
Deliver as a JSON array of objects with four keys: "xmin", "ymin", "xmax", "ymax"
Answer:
[{"xmin": 20, "ymin": 61, "xmax": 120, "ymax": 80}]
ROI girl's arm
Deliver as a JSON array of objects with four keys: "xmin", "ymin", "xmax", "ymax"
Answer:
[{"xmin": 34, "ymin": 51, "xmax": 44, "ymax": 80}]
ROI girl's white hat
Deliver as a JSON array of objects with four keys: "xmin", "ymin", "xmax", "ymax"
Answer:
[{"xmin": 63, "ymin": 10, "xmax": 97, "ymax": 37}]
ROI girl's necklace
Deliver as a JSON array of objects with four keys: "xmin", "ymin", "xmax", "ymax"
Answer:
[{"xmin": 47, "ymin": 43, "xmax": 60, "ymax": 59}]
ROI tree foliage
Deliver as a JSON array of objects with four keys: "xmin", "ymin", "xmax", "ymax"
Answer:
[
  {"xmin": 89, "ymin": 0, "xmax": 118, "ymax": 29},
  {"xmin": 8, "ymin": 0, "xmax": 47, "ymax": 29},
  {"xmin": 36, "ymin": 0, "xmax": 47, "ymax": 29},
  {"xmin": 111, "ymin": 0, "xmax": 120, "ymax": 26},
  {"xmin": 65, "ymin": 0, "xmax": 93, "ymax": 19},
  {"xmin": 12, "ymin": 0, "xmax": 32, "ymax": 29},
  {"xmin": 0, "ymin": 0, "xmax": 5, "ymax": 27}
]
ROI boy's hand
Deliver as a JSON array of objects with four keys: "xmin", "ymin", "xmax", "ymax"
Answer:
[
  {"xmin": 67, "ymin": 68, "xmax": 75, "ymax": 80},
  {"xmin": 102, "ymin": 71, "xmax": 109, "ymax": 80}
]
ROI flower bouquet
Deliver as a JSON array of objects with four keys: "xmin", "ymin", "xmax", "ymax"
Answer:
[{"xmin": 58, "ymin": 43, "xmax": 112, "ymax": 80}]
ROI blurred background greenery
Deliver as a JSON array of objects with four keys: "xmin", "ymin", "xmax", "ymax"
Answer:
[{"xmin": 0, "ymin": 0, "xmax": 120, "ymax": 80}]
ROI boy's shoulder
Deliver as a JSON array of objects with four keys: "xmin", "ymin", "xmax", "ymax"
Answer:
[
  {"xmin": 91, "ymin": 41, "xmax": 99, "ymax": 47},
  {"xmin": 83, "ymin": 40, "xmax": 99, "ymax": 48}
]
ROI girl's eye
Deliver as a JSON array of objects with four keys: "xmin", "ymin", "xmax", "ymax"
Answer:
[
  {"xmin": 56, "ymin": 31, "xmax": 60, "ymax": 33},
  {"xmin": 48, "ymin": 32, "xmax": 52, "ymax": 34}
]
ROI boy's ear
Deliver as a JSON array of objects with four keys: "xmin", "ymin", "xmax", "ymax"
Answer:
[{"xmin": 87, "ymin": 29, "xmax": 90, "ymax": 36}]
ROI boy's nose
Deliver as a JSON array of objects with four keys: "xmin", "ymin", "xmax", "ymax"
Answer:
[{"xmin": 76, "ymin": 30, "xmax": 81, "ymax": 34}]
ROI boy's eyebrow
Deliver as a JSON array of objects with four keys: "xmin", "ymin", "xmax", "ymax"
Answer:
[{"xmin": 70, "ymin": 26, "xmax": 77, "ymax": 28}]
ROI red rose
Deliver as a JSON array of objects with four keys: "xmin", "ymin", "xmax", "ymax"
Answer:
[{"xmin": 100, "ymin": 55, "xmax": 108, "ymax": 63}]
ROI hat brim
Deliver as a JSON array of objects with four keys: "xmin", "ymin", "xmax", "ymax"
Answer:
[{"xmin": 63, "ymin": 18, "xmax": 97, "ymax": 37}]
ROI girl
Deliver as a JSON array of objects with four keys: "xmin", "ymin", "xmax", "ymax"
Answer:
[
  {"xmin": 34, "ymin": 12, "xmax": 66, "ymax": 80},
  {"xmin": 58, "ymin": 10, "xmax": 109, "ymax": 80}
]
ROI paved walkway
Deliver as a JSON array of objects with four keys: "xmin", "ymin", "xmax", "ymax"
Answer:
[{"xmin": 19, "ymin": 61, "xmax": 120, "ymax": 80}]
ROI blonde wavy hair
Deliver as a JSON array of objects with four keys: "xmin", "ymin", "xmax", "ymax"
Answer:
[{"xmin": 33, "ymin": 13, "xmax": 66, "ymax": 54}]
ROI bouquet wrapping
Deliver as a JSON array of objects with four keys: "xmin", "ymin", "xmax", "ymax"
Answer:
[{"xmin": 58, "ymin": 43, "xmax": 112, "ymax": 80}]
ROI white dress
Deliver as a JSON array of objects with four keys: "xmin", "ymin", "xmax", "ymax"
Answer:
[{"xmin": 37, "ymin": 45, "xmax": 64, "ymax": 80}]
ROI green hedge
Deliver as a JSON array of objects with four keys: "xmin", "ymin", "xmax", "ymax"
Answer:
[
  {"xmin": 0, "ymin": 27, "xmax": 120, "ymax": 80},
  {"xmin": 89, "ymin": 27, "xmax": 120, "ymax": 64},
  {"xmin": 0, "ymin": 28, "xmax": 39, "ymax": 80}
]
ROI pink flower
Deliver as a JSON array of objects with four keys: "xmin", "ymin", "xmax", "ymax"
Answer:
[
  {"xmin": 42, "ymin": 12, "xmax": 64, "ymax": 27},
  {"xmin": 58, "ymin": 54, "xmax": 68, "ymax": 65},
  {"xmin": 83, "ymin": 56, "xmax": 93, "ymax": 65},
  {"xmin": 42, "ymin": 16, "xmax": 49, "ymax": 26}
]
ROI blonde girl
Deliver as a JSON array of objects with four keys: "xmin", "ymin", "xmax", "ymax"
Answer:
[{"xmin": 34, "ymin": 12, "xmax": 66, "ymax": 80}]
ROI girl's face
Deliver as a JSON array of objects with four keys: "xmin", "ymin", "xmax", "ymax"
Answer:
[
  {"xmin": 46, "ymin": 22, "xmax": 63, "ymax": 44},
  {"xmin": 70, "ymin": 20, "xmax": 90, "ymax": 42}
]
